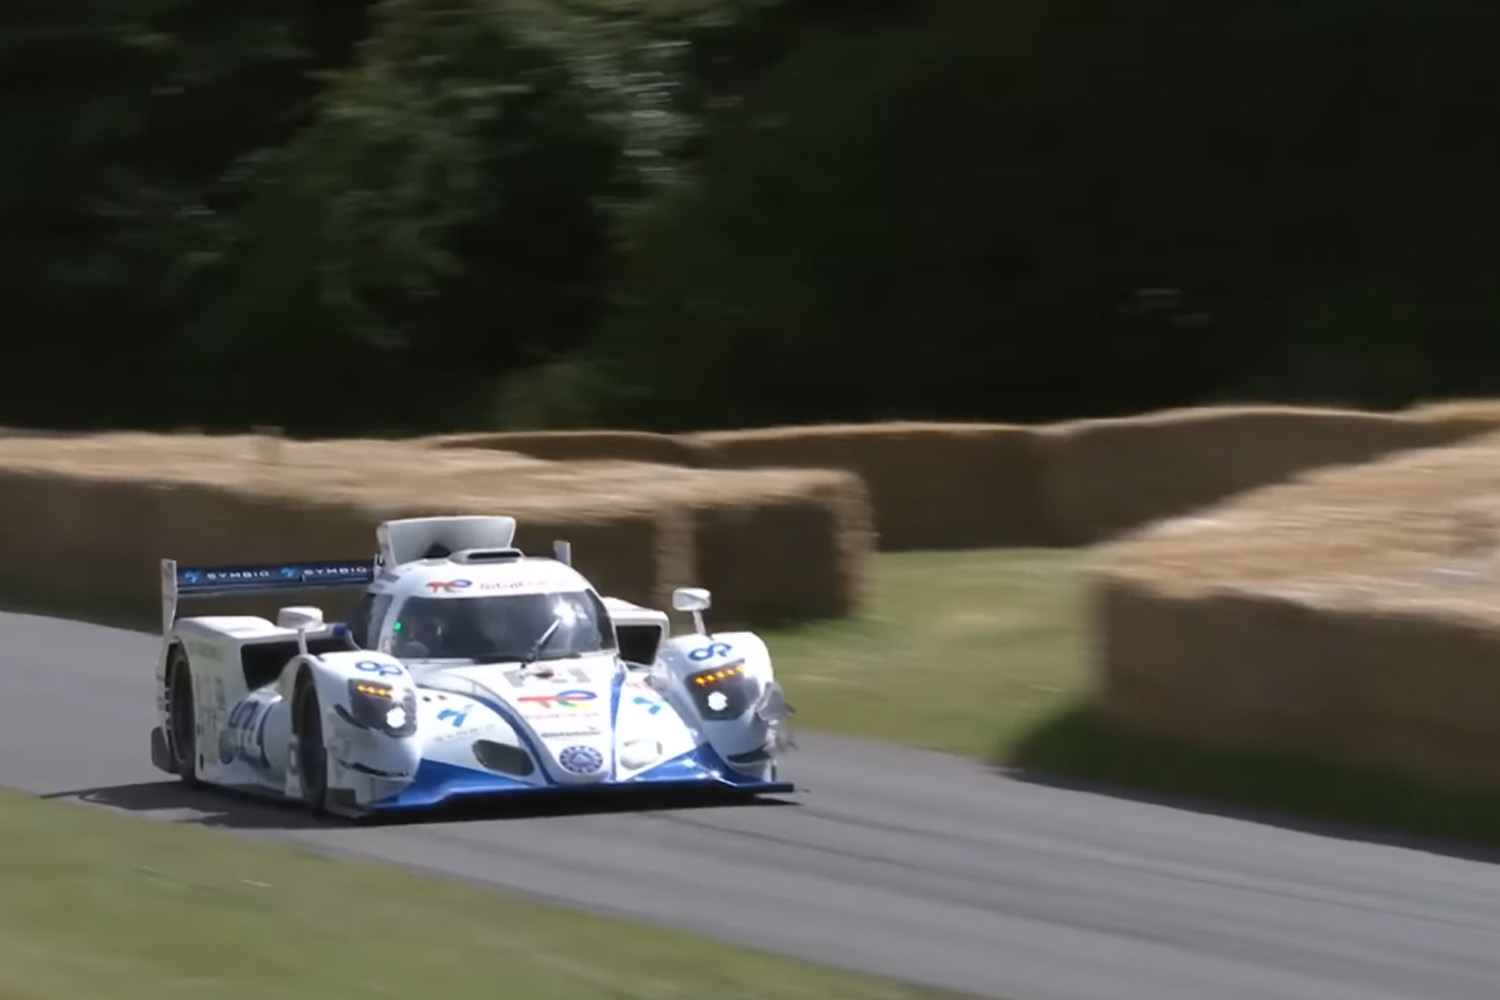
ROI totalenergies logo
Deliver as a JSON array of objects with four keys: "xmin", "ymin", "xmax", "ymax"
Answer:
[
  {"xmin": 517, "ymin": 689, "xmax": 597, "ymax": 710},
  {"xmin": 425, "ymin": 579, "xmax": 472, "ymax": 594}
]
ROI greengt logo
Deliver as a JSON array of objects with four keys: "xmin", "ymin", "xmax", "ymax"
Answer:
[{"xmin": 426, "ymin": 579, "xmax": 472, "ymax": 594}]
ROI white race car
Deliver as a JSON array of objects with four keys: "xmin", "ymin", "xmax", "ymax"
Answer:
[{"xmin": 148, "ymin": 515, "xmax": 797, "ymax": 818}]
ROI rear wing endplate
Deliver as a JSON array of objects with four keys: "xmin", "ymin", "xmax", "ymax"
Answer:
[{"xmin": 160, "ymin": 557, "xmax": 376, "ymax": 634}]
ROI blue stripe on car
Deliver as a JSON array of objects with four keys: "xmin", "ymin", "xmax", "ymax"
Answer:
[
  {"xmin": 608, "ymin": 671, "xmax": 626, "ymax": 780},
  {"xmin": 376, "ymin": 758, "xmax": 532, "ymax": 809}
]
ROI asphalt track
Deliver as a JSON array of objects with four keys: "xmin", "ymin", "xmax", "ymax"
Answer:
[{"xmin": 8, "ymin": 610, "xmax": 1500, "ymax": 1000}]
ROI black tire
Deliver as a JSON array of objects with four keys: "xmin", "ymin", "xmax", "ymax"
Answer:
[
  {"xmin": 165, "ymin": 647, "xmax": 200, "ymax": 785},
  {"xmin": 293, "ymin": 677, "xmax": 329, "ymax": 814}
]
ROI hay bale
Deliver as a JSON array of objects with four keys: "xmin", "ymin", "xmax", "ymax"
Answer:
[
  {"xmin": 1094, "ymin": 429, "xmax": 1500, "ymax": 789},
  {"xmin": 420, "ymin": 430, "xmax": 714, "ymax": 467},
  {"xmin": 691, "ymin": 422, "xmax": 1050, "ymax": 550},
  {"xmin": 1401, "ymin": 399, "xmax": 1500, "ymax": 435},
  {"xmin": 686, "ymin": 469, "xmax": 874, "ymax": 626},
  {"xmin": 542, "ymin": 459, "xmax": 874, "ymax": 625},
  {"xmin": 0, "ymin": 433, "xmax": 869, "ymax": 628},
  {"xmin": 1043, "ymin": 405, "xmax": 1485, "ymax": 546}
]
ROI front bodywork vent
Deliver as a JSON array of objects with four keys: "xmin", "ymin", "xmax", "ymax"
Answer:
[
  {"xmin": 472, "ymin": 739, "xmax": 536, "ymax": 776},
  {"xmin": 449, "ymin": 547, "xmax": 525, "ymax": 564}
]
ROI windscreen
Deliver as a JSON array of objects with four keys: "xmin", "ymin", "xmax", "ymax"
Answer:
[{"xmin": 389, "ymin": 590, "xmax": 615, "ymax": 663}]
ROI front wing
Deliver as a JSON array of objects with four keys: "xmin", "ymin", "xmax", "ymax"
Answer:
[{"xmin": 367, "ymin": 741, "xmax": 794, "ymax": 813}]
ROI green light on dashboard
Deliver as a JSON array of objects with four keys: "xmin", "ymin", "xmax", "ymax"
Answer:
[{"xmin": 393, "ymin": 621, "xmax": 404, "ymax": 631}]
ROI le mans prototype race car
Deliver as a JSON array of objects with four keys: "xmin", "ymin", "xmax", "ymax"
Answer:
[{"xmin": 148, "ymin": 515, "xmax": 797, "ymax": 818}]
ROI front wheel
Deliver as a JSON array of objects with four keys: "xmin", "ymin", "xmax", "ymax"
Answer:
[
  {"xmin": 293, "ymin": 679, "xmax": 330, "ymax": 814},
  {"xmin": 165, "ymin": 648, "xmax": 200, "ymax": 785}
]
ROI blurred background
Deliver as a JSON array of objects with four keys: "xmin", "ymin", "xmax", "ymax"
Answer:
[{"xmin": 5, "ymin": 0, "xmax": 1498, "ymax": 436}]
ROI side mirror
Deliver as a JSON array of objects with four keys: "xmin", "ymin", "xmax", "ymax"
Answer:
[
  {"xmin": 672, "ymin": 587, "xmax": 711, "ymax": 612},
  {"xmin": 278, "ymin": 606, "xmax": 325, "ymax": 631},
  {"xmin": 278, "ymin": 606, "xmax": 326, "ymax": 657},
  {"xmin": 553, "ymin": 539, "xmax": 571, "ymax": 566},
  {"xmin": 672, "ymin": 587, "xmax": 712, "ymax": 635}
]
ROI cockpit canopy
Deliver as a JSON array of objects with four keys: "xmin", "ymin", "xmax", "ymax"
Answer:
[{"xmin": 384, "ymin": 589, "xmax": 616, "ymax": 663}]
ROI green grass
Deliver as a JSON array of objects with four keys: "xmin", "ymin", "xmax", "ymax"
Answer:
[
  {"xmin": 762, "ymin": 548, "xmax": 1089, "ymax": 758},
  {"xmin": 767, "ymin": 547, "xmax": 1500, "ymax": 851},
  {"xmin": 0, "ymin": 788, "xmax": 964, "ymax": 1000}
]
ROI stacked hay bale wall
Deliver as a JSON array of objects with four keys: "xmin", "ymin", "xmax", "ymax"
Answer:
[
  {"xmin": 690, "ymin": 423, "xmax": 1052, "ymax": 551},
  {"xmin": 1038, "ymin": 406, "xmax": 1493, "ymax": 545},
  {"xmin": 422, "ymin": 430, "xmax": 715, "ymax": 467},
  {"xmin": 682, "ymin": 407, "xmax": 1498, "ymax": 550},
  {"xmin": 0, "ymin": 435, "xmax": 871, "ymax": 629},
  {"xmin": 1094, "ymin": 430, "xmax": 1500, "ymax": 790}
]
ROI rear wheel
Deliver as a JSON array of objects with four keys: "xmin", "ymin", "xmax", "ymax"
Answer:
[
  {"xmin": 293, "ymin": 678, "xmax": 329, "ymax": 813},
  {"xmin": 165, "ymin": 647, "xmax": 199, "ymax": 785}
]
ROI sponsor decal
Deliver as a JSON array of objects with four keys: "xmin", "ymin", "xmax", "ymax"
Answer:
[
  {"xmin": 179, "ymin": 562, "xmax": 370, "ymax": 587},
  {"xmin": 293, "ymin": 562, "xmax": 373, "ymax": 583},
  {"xmin": 557, "ymin": 744, "xmax": 605, "ymax": 775},
  {"xmin": 516, "ymin": 689, "xmax": 596, "ymax": 710},
  {"xmin": 501, "ymin": 665, "xmax": 591, "ymax": 688},
  {"xmin": 355, "ymin": 660, "xmax": 401, "ymax": 678},
  {"xmin": 522, "ymin": 710, "xmax": 604, "ymax": 722},
  {"xmin": 688, "ymin": 641, "xmax": 733, "ymax": 662},
  {"xmin": 632, "ymin": 695, "xmax": 662, "ymax": 715},
  {"xmin": 478, "ymin": 580, "xmax": 541, "ymax": 592},
  {"xmin": 425, "ymin": 579, "xmax": 472, "ymax": 594},
  {"xmin": 437, "ymin": 707, "xmax": 471, "ymax": 728},
  {"xmin": 537, "ymin": 727, "xmax": 603, "ymax": 739},
  {"xmin": 218, "ymin": 698, "xmax": 271, "ymax": 769}
]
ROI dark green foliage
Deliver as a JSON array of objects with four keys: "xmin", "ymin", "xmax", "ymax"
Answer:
[
  {"xmin": 0, "ymin": 0, "xmax": 374, "ymax": 427},
  {"xmin": 176, "ymin": 0, "xmax": 637, "ymax": 434},
  {"xmin": 513, "ymin": 0, "xmax": 1500, "ymax": 430},
  {"xmin": 5, "ymin": 0, "xmax": 1500, "ymax": 434}
]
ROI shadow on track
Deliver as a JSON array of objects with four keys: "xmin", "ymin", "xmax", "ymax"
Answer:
[
  {"xmin": 41, "ymin": 780, "xmax": 799, "ymax": 832},
  {"xmin": 1002, "ymin": 702, "xmax": 1500, "ymax": 866}
]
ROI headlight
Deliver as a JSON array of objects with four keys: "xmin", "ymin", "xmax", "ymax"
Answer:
[
  {"xmin": 344, "ymin": 678, "xmax": 418, "ymax": 737},
  {"xmin": 685, "ymin": 662, "xmax": 756, "ymax": 719}
]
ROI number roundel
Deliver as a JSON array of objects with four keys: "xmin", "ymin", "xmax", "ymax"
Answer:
[{"xmin": 688, "ymin": 641, "xmax": 733, "ymax": 662}]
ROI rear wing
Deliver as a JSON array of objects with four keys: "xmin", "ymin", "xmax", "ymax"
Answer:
[{"xmin": 160, "ymin": 557, "xmax": 376, "ymax": 634}]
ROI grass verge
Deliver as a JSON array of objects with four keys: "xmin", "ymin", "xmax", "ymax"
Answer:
[
  {"xmin": 761, "ymin": 549, "xmax": 1088, "ymax": 758},
  {"xmin": 1010, "ymin": 704, "xmax": 1500, "ymax": 851},
  {"xmin": 766, "ymin": 547, "xmax": 1500, "ymax": 851},
  {"xmin": 0, "ymin": 788, "xmax": 964, "ymax": 1000}
]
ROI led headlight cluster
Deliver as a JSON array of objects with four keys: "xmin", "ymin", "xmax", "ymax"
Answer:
[
  {"xmin": 343, "ymin": 679, "xmax": 419, "ymax": 737},
  {"xmin": 686, "ymin": 662, "xmax": 755, "ymax": 719}
]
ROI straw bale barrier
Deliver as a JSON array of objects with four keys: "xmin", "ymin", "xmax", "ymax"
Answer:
[
  {"xmin": 529, "ymin": 457, "xmax": 875, "ymax": 625},
  {"xmin": 401, "ymin": 402, "xmax": 1500, "ymax": 553},
  {"xmin": 1095, "ymin": 429, "xmax": 1500, "ymax": 789},
  {"xmin": 0, "ymin": 434, "xmax": 870, "ymax": 628},
  {"xmin": 690, "ymin": 422, "xmax": 1050, "ymax": 551},
  {"xmin": 1401, "ymin": 398, "xmax": 1500, "ymax": 430},
  {"xmin": 422, "ymin": 430, "xmax": 715, "ymax": 467},
  {"xmin": 1042, "ymin": 405, "xmax": 1493, "ymax": 546}
]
